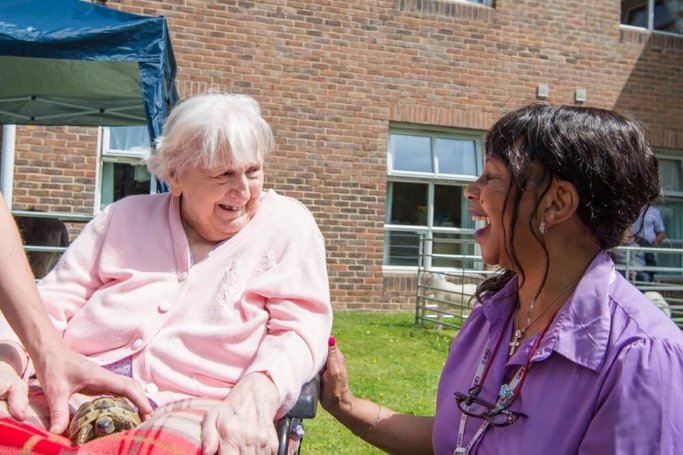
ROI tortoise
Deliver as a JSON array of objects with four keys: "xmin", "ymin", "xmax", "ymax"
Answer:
[{"xmin": 68, "ymin": 396, "xmax": 142, "ymax": 445}]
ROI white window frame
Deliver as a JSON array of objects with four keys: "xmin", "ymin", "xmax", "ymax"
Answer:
[
  {"xmin": 621, "ymin": 0, "xmax": 683, "ymax": 35},
  {"xmin": 94, "ymin": 126, "xmax": 157, "ymax": 213},
  {"xmin": 384, "ymin": 125, "xmax": 485, "ymax": 271}
]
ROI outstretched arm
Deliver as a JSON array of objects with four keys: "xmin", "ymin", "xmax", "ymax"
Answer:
[
  {"xmin": 0, "ymin": 195, "xmax": 152, "ymax": 433},
  {"xmin": 320, "ymin": 337, "xmax": 434, "ymax": 455}
]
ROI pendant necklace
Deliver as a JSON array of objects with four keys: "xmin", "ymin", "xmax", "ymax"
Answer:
[{"xmin": 508, "ymin": 283, "xmax": 578, "ymax": 357}]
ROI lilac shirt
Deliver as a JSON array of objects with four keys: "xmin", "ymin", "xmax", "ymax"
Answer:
[{"xmin": 433, "ymin": 252, "xmax": 683, "ymax": 454}]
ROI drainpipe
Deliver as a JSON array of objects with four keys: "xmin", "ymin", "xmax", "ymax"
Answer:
[{"xmin": 1, "ymin": 125, "xmax": 16, "ymax": 208}]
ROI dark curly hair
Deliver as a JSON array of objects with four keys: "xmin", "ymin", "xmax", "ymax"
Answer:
[{"xmin": 476, "ymin": 103, "xmax": 661, "ymax": 300}]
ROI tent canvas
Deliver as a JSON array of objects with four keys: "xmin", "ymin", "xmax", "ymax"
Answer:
[{"xmin": 0, "ymin": 0, "xmax": 179, "ymax": 142}]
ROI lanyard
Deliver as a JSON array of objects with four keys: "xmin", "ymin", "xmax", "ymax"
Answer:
[{"xmin": 454, "ymin": 312, "xmax": 554, "ymax": 455}]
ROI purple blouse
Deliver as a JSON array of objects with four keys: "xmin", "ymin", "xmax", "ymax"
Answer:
[{"xmin": 433, "ymin": 252, "xmax": 683, "ymax": 454}]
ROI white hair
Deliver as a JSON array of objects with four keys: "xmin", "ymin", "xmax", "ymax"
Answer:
[{"xmin": 147, "ymin": 92, "xmax": 274, "ymax": 181}]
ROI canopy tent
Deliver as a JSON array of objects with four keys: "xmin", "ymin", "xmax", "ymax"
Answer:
[{"xmin": 0, "ymin": 0, "xmax": 179, "ymax": 142}]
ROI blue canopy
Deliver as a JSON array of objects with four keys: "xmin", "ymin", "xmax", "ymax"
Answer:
[{"xmin": 0, "ymin": 0, "xmax": 179, "ymax": 143}]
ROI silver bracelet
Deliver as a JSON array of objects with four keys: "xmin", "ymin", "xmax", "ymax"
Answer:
[{"xmin": 356, "ymin": 404, "xmax": 383, "ymax": 439}]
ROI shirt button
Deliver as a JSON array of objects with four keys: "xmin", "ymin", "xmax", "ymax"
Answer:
[
  {"xmin": 145, "ymin": 383, "xmax": 159, "ymax": 394},
  {"xmin": 178, "ymin": 272, "xmax": 188, "ymax": 282},
  {"xmin": 132, "ymin": 339, "xmax": 143, "ymax": 349},
  {"xmin": 158, "ymin": 301, "xmax": 171, "ymax": 313}
]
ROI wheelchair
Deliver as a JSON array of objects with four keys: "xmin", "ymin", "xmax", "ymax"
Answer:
[{"xmin": 276, "ymin": 375, "xmax": 320, "ymax": 455}]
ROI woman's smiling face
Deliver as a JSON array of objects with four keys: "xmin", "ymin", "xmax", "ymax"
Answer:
[
  {"xmin": 464, "ymin": 156, "xmax": 544, "ymax": 270},
  {"xmin": 170, "ymin": 154, "xmax": 264, "ymax": 243}
]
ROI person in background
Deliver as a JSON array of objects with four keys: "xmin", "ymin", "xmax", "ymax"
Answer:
[
  {"xmin": 0, "ymin": 93, "xmax": 332, "ymax": 454},
  {"xmin": 0, "ymin": 195, "xmax": 152, "ymax": 434},
  {"xmin": 321, "ymin": 103, "xmax": 683, "ymax": 454},
  {"xmin": 630, "ymin": 204, "xmax": 666, "ymax": 281}
]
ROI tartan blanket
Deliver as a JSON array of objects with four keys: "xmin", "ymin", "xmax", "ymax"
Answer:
[
  {"xmin": 0, "ymin": 416, "xmax": 201, "ymax": 454},
  {"xmin": 0, "ymin": 387, "xmax": 300, "ymax": 454},
  {"xmin": 0, "ymin": 386, "xmax": 214, "ymax": 455}
]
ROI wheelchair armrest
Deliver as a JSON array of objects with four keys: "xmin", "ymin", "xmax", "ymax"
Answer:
[
  {"xmin": 286, "ymin": 374, "xmax": 320, "ymax": 419},
  {"xmin": 276, "ymin": 375, "xmax": 321, "ymax": 455}
]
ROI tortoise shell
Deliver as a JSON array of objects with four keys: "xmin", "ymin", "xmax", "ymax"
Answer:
[{"xmin": 68, "ymin": 396, "xmax": 142, "ymax": 445}]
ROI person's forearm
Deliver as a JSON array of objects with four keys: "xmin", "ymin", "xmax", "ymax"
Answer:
[
  {"xmin": 0, "ymin": 196, "xmax": 61, "ymax": 355},
  {"xmin": 329, "ymin": 395, "xmax": 433, "ymax": 455},
  {"xmin": 654, "ymin": 232, "xmax": 666, "ymax": 247}
]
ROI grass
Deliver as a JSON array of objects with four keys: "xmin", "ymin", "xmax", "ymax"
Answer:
[{"xmin": 302, "ymin": 311, "xmax": 458, "ymax": 454}]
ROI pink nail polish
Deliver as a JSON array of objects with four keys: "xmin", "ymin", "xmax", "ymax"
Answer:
[{"xmin": 328, "ymin": 336, "xmax": 336, "ymax": 347}]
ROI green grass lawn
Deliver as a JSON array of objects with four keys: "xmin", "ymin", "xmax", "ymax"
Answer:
[{"xmin": 303, "ymin": 311, "xmax": 457, "ymax": 454}]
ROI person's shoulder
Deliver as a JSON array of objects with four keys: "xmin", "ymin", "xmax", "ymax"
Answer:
[
  {"xmin": 609, "ymin": 277, "xmax": 683, "ymax": 344},
  {"xmin": 107, "ymin": 193, "xmax": 167, "ymax": 208},
  {"xmin": 264, "ymin": 190, "xmax": 317, "ymax": 222},
  {"xmin": 101, "ymin": 193, "xmax": 170, "ymax": 222}
]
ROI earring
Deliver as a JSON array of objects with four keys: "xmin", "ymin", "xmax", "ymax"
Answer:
[{"xmin": 539, "ymin": 221, "xmax": 547, "ymax": 235}]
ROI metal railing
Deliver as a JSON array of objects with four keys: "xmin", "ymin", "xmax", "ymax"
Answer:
[
  {"xmin": 415, "ymin": 235, "xmax": 683, "ymax": 330},
  {"xmin": 12, "ymin": 210, "xmax": 92, "ymax": 279}
]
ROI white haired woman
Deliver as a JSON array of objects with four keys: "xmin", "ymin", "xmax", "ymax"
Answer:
[{"xmin": 0, "ymin": 93, "xmax": 332, "ymax": 454}]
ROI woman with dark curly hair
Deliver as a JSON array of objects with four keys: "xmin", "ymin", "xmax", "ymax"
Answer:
[{"xmin": 321, "ymin": 103, "xmax": 683, "ymax": 454}]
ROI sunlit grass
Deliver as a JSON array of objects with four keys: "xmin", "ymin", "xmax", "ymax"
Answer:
[{"xmin": 303, "ymin": 311, "xmax": 457, "ymax": 454}]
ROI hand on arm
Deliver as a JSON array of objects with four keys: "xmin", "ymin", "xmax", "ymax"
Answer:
[
  {"xmin": 201, "ymin": 372, "xmax": 280, "ymax": 455},
  {"xmin": 320, "ymin": 337, "xmax": 434, "ymax": 455}
]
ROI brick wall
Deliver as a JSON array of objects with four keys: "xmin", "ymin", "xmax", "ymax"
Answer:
[{"xmin": 9, "ymin": 0, "xmax": 683, "ymax": 310}]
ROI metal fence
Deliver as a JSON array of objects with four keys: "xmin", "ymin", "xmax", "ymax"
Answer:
[
  {"xmin": 415, "ymin": 235, "xmax": 683, "ymax": 330},
  {"xmin": 13, "ymin": 210, "xmax": 92, "ymax": 280}
]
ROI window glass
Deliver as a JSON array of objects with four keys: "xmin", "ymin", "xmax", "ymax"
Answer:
[
  {"xmin": 654, "ymin": 0, "xmax": 682, "ymax": 32},
  {"xmin": 623, "ymin": 0, "xmax": 649, "ymax": 27},
  {"xmin": 385, "ymin": 128, "xmax": 484, "ymax": 267},
  {"xmin": 109, "ymin": 126, "xmax": 151, "ymax": 154},
  {"xmin": 390, "ymin": 134, "xmax": 432, "ymax": 173},
  {"xmin": 101, "ymin": 162, "xmax": 151, "ymax": 207},
  {"xmin": 656, "ymin": 155, "xmax": 683, "ymax": 271},
  {"xmin": 622, "ymin": 0, "xmax": 683, "ymax": 33},
  {"xmin": 433, "ymin": 184, "xmax": 473, "ymax": 228},
  {"xmin": 387, "ymin": 181, "xmax": 428, "ymax": 225},
  {"xmin": 660, "ymin": 157, "xmax": 683, "ymax": 192},
  {"xmin": 384, "ymin": 231, "xmax": 421, "ymax": 266},
  {"xmin": 432, "ymin": 232, "xmax": 478, "ymax": 269},
  {"xmin": 435, "ymin": 138, "xmax": 478, "ymax": 176},
  {"xmin": 99, "ymin": 126, "xmax": 154, "ymax": 210}
]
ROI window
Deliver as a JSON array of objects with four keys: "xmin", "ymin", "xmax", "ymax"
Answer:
[
  {"xmin": 621, "ymin": 0, "xmax": 683, "ymax": 34},
  {"xmin": 384, "ymin": 128, "xmax": 483, "ymax": 268},
  {"xmin": 656, "ymin": 153, "xmax": 683, "ymax": 271},
  {"xmin": 96, "ymin": 126, "xmax": 155, "ymax": 211}
]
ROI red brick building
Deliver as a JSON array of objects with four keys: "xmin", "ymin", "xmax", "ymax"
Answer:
[{"xmin": 3, "ymin": 0, "xmax": 683, "ymax": 310}]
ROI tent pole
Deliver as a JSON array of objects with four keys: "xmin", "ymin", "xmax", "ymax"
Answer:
[{"xmin": 1, "ymin": 125, "xmax": 16, "ymax": 208}]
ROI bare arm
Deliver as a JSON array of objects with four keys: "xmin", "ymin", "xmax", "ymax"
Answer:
[
  {"xmin": 0, "ymin": 196, "xmax": 60, "ymax": 358},
  {"xmin": 320, "ymin": 338, "xmax": 434, "ymax": 455},
  {"xmin": 0, "ymin": 195, "xmax": 152, "ymax": 433}
]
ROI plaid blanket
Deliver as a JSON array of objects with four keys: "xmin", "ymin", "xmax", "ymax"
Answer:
[
  {"xmin": 0, "ymin": 387, "xmax": 207, "ymax": 454},
  {"xmin": 3, "ymin": 383, "xmax": 306, "ymax": 454},
  {"xmin": 0, "ymin": 386, "xmax": 301, "ymax": 454}
]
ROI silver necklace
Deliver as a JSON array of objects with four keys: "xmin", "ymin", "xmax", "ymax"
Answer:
[{"xmin": 508, "ymin": 283, "xmax": 578, "ymax": 357}]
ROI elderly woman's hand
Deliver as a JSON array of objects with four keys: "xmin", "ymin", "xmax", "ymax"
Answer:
[
  {"xmin": 320, "ymin": 336, "xmax": 355, "ymax": 416},
  {"xmin": 0, "ymin": 361, "xmax": 28, "ymax": 421},
  {"xmin": 201, "ymin": 372, "xmax": 280, "ymax": 455}
]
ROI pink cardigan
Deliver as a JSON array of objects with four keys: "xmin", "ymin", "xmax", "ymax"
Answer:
[{"xmin": 0, "ymin": 190, "xmax": 332, "ymax": 417}]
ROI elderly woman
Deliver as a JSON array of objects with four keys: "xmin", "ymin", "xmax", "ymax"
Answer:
[
  {"xmin": 321, "ymin": 104, "xmax": 683, "ymax": 454},
  {"xmin": 0, "ymin": 93, "xmax": 332, "ymax": 453}
]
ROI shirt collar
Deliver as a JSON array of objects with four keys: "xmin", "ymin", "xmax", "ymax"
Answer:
[
  {"xmin": 481, "ymin": 252, "xmax": 614, "ymax": 372},
  {"xmin": 534, "ymin": 252, "xmax": 614, "ymax": 372}
]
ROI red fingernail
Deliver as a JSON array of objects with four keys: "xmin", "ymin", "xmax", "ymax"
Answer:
[{"xmin": 328, "ymin": 336, "xmax": 336, "ymax": 347}]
